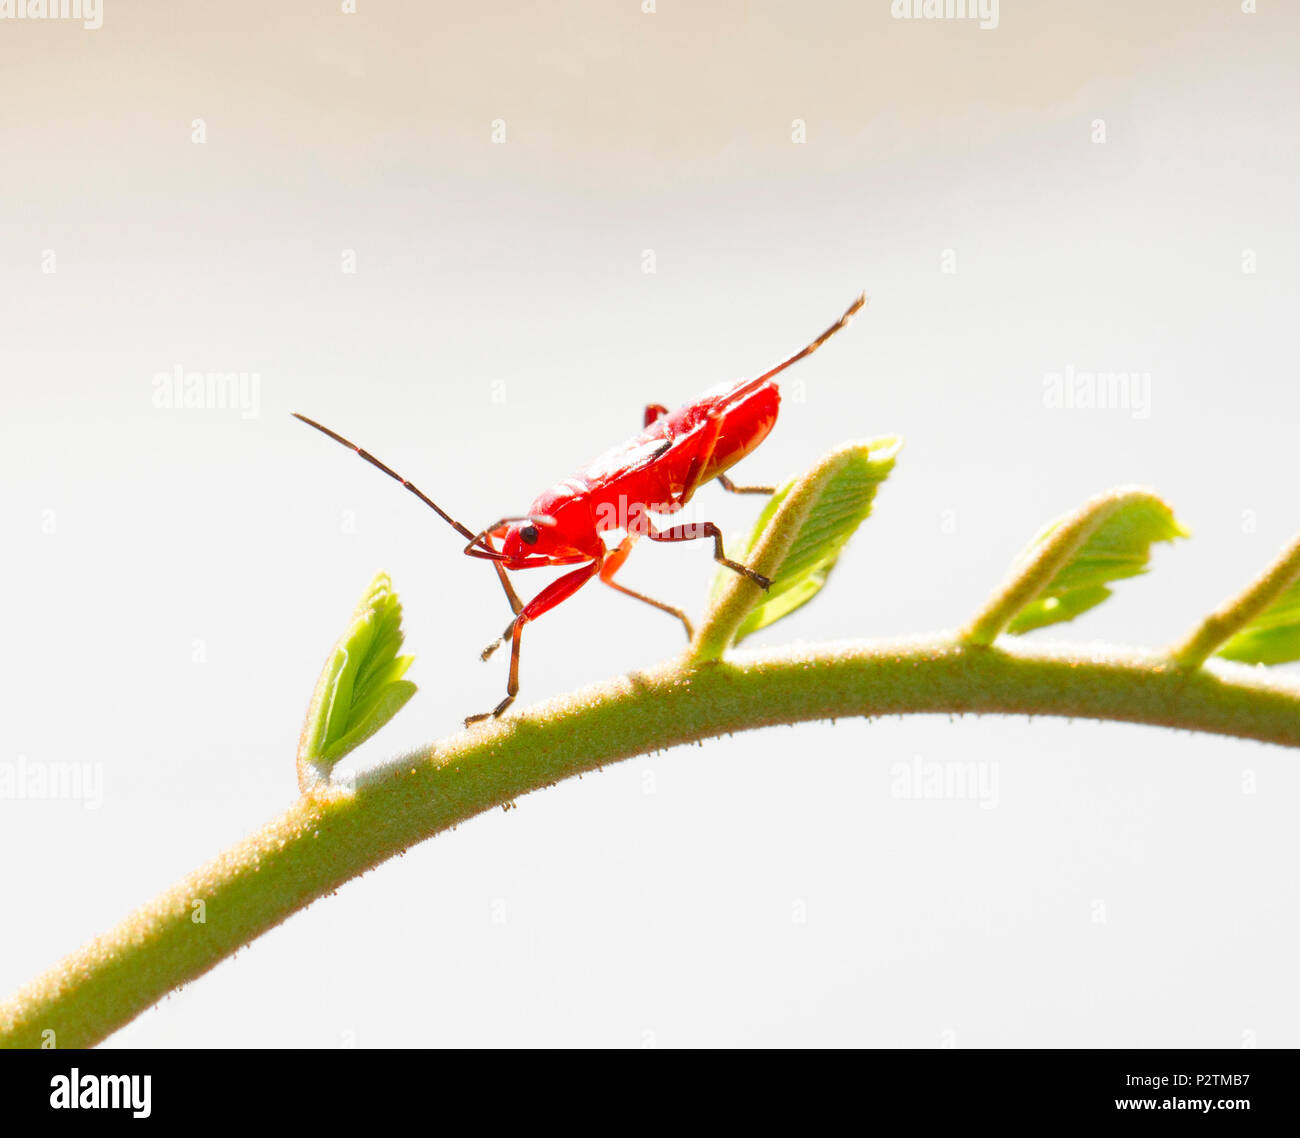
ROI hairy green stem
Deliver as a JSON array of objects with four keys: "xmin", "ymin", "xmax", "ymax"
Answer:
[
  {"xmin": 4, "ymin": 635, "xmax": 1299, "ymax": 1049},
  {"xmin": 1170, "ymin": 533, "xmax": 1300, "ymax": 668}
]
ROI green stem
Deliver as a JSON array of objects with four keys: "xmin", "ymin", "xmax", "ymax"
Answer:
[
  {"xmin": 1170, "ymin": 533, "xmax": 1300, "ymax": 668},
  {"xmin": 4, "ymin": 635, "xmax": 1300, "ymax": 1049}
]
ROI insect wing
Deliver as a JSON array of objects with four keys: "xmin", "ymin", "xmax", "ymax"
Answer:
[{"xmin": 577, "ymin": 431, "xmax": 675, "ymax": 485}]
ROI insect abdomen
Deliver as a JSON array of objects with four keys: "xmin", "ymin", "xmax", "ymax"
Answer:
[{"xmin": 698, "ymin": 382, "xmax": 780, "ymax": 483}]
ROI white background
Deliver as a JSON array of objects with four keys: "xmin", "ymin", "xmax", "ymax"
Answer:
[{"xmin": 2, "ymin": 1, "xmax": 1298, "ymax": 1047}]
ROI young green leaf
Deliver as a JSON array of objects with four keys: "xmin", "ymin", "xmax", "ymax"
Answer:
[
  {"xmin": 1168, "ymin": 533, "xmax": 1300, "ymax": 669},
  {"xmin": 297, "ymin": 573, "xmax": 417, "ymax": 790},
  {"xmin": 1005, "ymin": 495, "xmax": 1187, "ymax": 635},
  {"xmin": 693, "ymin": 437, "xmax": 902, "ymax": 658},
  {"xmin": 963, "ymin": 489, "xmax": 1187, "ymax": 645},
  {"xmin": 1214, "ymin": 578, "xmax": 1300, "ymax": 664}
]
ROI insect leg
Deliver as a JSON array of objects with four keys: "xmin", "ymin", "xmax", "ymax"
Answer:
[
  {"xmin": 491, "ymin": 563, "xmax": 524, "ymax": 615},
  {"xmin": 676, "ymin": 409, "xmax": 725, "ymax": 505},
  {"xmin": 475, "ymin": 527, "xmax": 525, "ymax": 615},
  {"xmin": 598, "ymin": 534, "xmax": 693, "ymax": 640},
  {"xmin": 480, "ymin": 548, "xmax": 601, "ymax": 661},
  {"xmin": 716, "ymin": 473, "xmax": 775, "ymax": 496},
  {"xmin": 466, "ymin": 558, "xmax": 604, "ymax": 725},
  {"xmin": 646, "ymin": 520, "xmax": 772, "ymax": 590}
]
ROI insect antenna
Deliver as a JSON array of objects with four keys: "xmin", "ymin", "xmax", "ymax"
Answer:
[
  {"xmin": 292, "ymin": 412, "xmax": 508, "ymax": 562},
  {"xmin": 732, "ymin": 293, "xmax": 868, "ymax": 400}
]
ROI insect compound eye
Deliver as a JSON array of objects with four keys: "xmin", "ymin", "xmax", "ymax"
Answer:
[{"xmin": 520, "ymin": 524, "xmax": 540, "ymax": 545}]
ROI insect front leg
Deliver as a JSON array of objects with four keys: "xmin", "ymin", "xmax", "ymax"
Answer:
[
  {"xmin": 466, "ymin": 558, "xmax": 604, "ymax": 726},
  {"xmin": 645, "ymin": 520, "xmax": 772, "ymax": 590},
  {"xmin": 483, "ymin": 534, "xmax": 525, "ymax": 615}
]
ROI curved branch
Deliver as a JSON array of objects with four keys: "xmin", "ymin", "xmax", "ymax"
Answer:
[{"xmin": 4, "ymin": 635, "xmax": 1300, "ymax": 1048}]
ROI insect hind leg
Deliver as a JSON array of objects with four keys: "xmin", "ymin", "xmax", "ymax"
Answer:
[
  {"xmin": 716, "ymin": 473, "xmax": 775, "ymax": 496},
  {"xmin": 646, "ymin": 521, "xmax": 771, "ymax": 590}
]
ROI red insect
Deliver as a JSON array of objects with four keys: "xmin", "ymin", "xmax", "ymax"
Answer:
[{"xmin": 295, "ymin": 293, "xmax": 865, "ymax": 725}]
